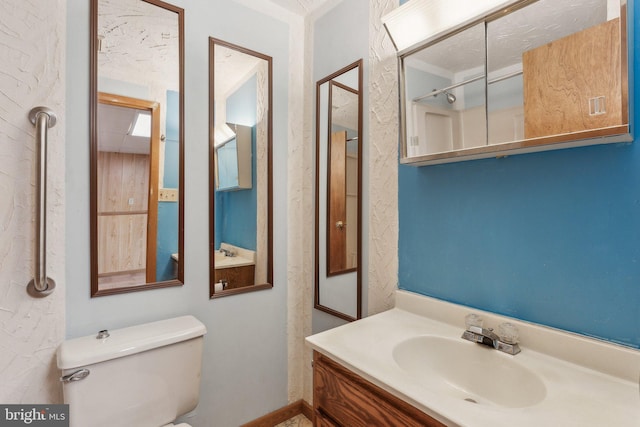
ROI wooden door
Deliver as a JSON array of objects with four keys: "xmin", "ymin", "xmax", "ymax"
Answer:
[
  {"xmin": 96, "ymin": 92, "xmax": 159, "ymax": 287},
  {"xmin": 328, "ymin": 131, "xmax": 347, "ymax": 274}
]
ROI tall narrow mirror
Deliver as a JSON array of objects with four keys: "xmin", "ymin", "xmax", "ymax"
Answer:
[
  {"xmin": 209, "ymin": 38, "xmax": 273, "ymax": 298},
  {"xmin": 315, "ymin": 60, "xmax": 363, "ymax": 321},
  {"xmin": 90, "ymin": 0, "xmax": 184, "ymax": 296}
]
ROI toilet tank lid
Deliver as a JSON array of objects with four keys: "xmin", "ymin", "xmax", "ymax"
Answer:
[{"xmin": 57, "ymin": 315, "xmax": 206, "ymax": 370}]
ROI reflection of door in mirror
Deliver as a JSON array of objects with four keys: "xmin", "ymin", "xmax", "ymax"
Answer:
[
  {"xmin": 97, "ymin": 93, "xmax": 160, "ymax": 289},
  {"xmin": 315, "ymin": 60, "xmax": 363, "ymax": 322},
  {"xmin": 327, "ymin": 81, "xmax": 359, "ymax": 276},
  {"xmin": 209, "ymin": 38, "xmax": 273, "ymax": 298},
  {"xmin": 328, "ymin": 130, "xmax": 347, "ymax": 273},
  {"xmin": 90, "ymin": 0, "xmax": 184, "ymax": 297}
]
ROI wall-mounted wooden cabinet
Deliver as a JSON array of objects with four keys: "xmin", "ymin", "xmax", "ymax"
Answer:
[
  {"xmin": 386, "ymin": 0, "xmax": 631, "ymax": 166},
  {"xmin": 313, "ymin": 352, "xmax": 446, "ymax": 427}
]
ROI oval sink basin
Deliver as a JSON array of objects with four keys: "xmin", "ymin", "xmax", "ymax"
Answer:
[{"xmin": 392, "ymin": 336, "xmax": 546, "ymax": 408}]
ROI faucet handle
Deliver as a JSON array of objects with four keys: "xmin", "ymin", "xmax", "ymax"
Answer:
[
  {"xmin": 465, "ymin": 313, "xmax": 484, "ymax": 329},
  {"xmin": 498, "ymin": 322, "xmax": 519, "ymax": 344}
]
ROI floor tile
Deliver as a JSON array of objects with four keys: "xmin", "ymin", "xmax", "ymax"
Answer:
[{"xmin": 274, "ymin": 414, "xmax": 312, "ymax": 427}]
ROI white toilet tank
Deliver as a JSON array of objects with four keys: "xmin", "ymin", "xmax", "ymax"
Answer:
[{"xmin": 57, "ymin": 316, "xmax": 206, "ymax": 427}]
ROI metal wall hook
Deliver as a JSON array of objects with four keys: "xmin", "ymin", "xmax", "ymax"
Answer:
[{"xmin": 26, "ymin": 106, "xmax": 57, "ymax": 298}]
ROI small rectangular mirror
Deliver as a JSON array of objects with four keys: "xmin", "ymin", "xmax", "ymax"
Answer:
[{"xmin": 209, "ymin": 38, "xmax": 273, "ymax": 298}]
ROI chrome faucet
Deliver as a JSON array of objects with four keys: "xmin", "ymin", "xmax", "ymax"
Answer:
[
  {"xmin": 463, "ymin": 325, "xmax": 500, "ymax": 348},
  {"xmin": 461, "ymin": 319, "xmax": 521, "ymax": 355},
  {"xmin": 219, "ymin": 248, "xmax": 236, "ymax": 257}
]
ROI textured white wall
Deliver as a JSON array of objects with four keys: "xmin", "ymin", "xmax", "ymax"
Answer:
[
  {"xmin": 367, "ymin": 0, "xmax": 399, "ymax": 316},
  {"xmin": 286, "ymin": 13, "xmax": 315, "ymax": 404},
  {"xmin": 0, "ymin": 0, "xmax": 66, "ymax": 403}
]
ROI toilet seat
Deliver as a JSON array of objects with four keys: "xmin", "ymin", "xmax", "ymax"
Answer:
[{"xmin": 163, "ymin": 423, "xmax": 191, "ymax": 427}]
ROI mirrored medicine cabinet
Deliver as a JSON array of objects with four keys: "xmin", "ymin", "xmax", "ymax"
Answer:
[
  {"xmin": 89, "ymin": 0, "xmax": 184, "ymax": 297},
  {"xmin": 384, "ymin": 0, "xmax": 632, "ymax": 166}
]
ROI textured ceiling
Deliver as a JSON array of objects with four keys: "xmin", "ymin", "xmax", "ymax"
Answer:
[
  {"xmin": 265, "ymin": 0, "xmax": 334, "ymax": 15},
  {"xmin": 406, "ymin": 0, "xmax": 610, "ymax": 77}
]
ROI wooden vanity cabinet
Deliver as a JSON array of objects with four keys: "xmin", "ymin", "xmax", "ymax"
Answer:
[
  {"xmin": 313, "ymin": 352, "xmax": 446, "ymax": 427},
  {"xmin": 213, "ymin": 265, "xmax": 255, "ymax": 290}
]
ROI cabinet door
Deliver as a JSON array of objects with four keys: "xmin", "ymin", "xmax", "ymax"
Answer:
[
  {"xmin": 314, "ymin": 410, "xmax": 340, "ymax": 427},
  {"xmin": 216, "ymin": 124, "xmax": 253, "ymax": 191},
  {"xmin": 401, "ymin": 23, "xmax": 486, "ymax": 158},
  {"xmin": 216, "ymin": 139, "xmax": 240, "ymax": 189},
  {"xmin": 313, "ymin": 353, "xmax": 445, "ymax": 427},
  {"xmin": 213, "ymin": 265, "xmax": 255, "ymax": 290},
  {"xmin": 523, "ymin": 18, "xmax": 623, "ymax": 138}
]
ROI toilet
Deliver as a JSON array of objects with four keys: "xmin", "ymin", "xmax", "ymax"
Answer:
[{"xmin": 56, "ymin": 316, "xmax": 206, "ymax": 427}]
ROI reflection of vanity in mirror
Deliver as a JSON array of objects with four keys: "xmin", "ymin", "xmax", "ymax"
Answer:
[
  {"xmin": 209, "ymin": 38, "xmax": 273, "ymax": 298},
  {"xmin": 90, "ymin": 0, "xmax": 184, "ymax": 296},
  {"xmin": 315, "ymin": 60, "xmax": 363, "ymax": 321},
  {"xmin": 384, "ymin": 0, "xmax": 631, "ymax": 166}
]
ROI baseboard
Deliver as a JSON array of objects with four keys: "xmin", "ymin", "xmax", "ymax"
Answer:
[
  {"xmin": 300, "ymin": 400, "xmax": 313, "ymax": 420},
  {"xmin": 241, "ymin": 399, "xmax": 312, "ymax": 427}
]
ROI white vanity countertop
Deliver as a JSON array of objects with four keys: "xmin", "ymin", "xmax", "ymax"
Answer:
[
  {"xmin": 215, "ymin": 256, "xmax": 254, "ymax": 269},
  {"xmin": 215, "ymin": 243, "xmax": 255, "ymax": 269},
  {"xmin": 306, "ymin": 291, "xmax": 640, "ymax": 427}
]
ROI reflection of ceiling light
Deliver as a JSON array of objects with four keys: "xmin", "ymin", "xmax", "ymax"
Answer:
[
  {"xmin": 214, "ymin": 123, "xmax": 236, "ymax": 147},
  {"xmin": 382, "ymin": 0, "xmax": 516, "ymax": 53},
  {"xmin": 130, "ymin": 112, "xmax": 151, "ymax": 138}
]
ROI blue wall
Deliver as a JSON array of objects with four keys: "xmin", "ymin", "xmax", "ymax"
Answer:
[
  {"xmin": 215, "ymin": 126, "xmax": 258, "ymax": 251},
  {"xmin": 156, "ymin": 90, "xmax": 180, "ymax": 281},
  {"xmin": 398, "ymin": 7, "xmax": 640, "ymax": 349},
  {"xmin": 227, "ymin": 74, "xmax": 257, "ymax": 126},
  {"xmin": 214, "ymin": 75, "xmax": 258, "ymax": 251}
]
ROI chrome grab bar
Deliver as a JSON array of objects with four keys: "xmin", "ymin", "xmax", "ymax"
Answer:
[{"xmin": 26, "ymin": 107, "xmax": 57, "ymax": 298}]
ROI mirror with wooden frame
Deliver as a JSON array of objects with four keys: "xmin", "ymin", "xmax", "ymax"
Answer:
[
  {"xmin": 315, "ymin": 60, "xmax": 363, "ymax": 321},
  {"xmin": 90, "ymin": 0, "xmax": 184, "ymax": 296},
  {"xmin": 209, "ymin": 38, "xmax": 273, "ymax": 298}
]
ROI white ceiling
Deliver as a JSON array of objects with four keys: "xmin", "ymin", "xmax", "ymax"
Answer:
[
  {"xmin": 234, "ymin": 0, "xmax": 347, "ymax": 21},
  {"xmin": 214, "ymin": 45, "xmax": 263, "ymax": 99},
  {"xmin": 266, "ymin": 0, "xmax": 331, "ymax": 15}
]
